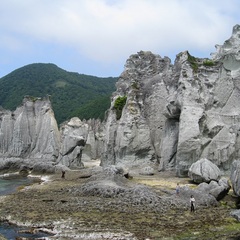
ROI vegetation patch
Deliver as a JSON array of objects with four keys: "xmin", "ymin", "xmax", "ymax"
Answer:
[
  {"xmin": 0, "ymin": 63, "xmax": 117, "ymax": 124},
  {"xmin": 187, "ymin": 52, "xmax": 198, "ymax": 73},
  {"xmin": 114, "ymin": 95, "xmax": 127, "ymax": 120},
  {"xmin": 203, "ymin": 59, "xmax": 215, "ymax": 67}
]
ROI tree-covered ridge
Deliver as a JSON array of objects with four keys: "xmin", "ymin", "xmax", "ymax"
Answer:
[{"xmin": 0, "ymin": 63, "xmax": 117, "ymax": 124}]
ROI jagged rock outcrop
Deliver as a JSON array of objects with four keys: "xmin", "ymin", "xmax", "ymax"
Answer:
[
  {"xmin": 57, "ymin": 117, "xmax": 88, "ymax": 168},
  {"xmin": 1, "ymin": 25, "xmax": 240, "ymax": 177},
  {"xmin": 230, "ymin": 210, "xmax": 240, "ymax": 222},
  {"xmin": 0, "ymin": 97, "xmax": 104, "ymax": 172},
  {"xmin": 101, "ymin": 25, "xmax": 240, "ymax": 176},
  {"xmin": 102, "ymin": 51, "xmax": 172, "ymax": 168},
  {"xmin": 0, "ymin": 96, "xmax": 60, "ymax": 161},
  {"xmin": 82, "ymin": 119, "xmax": 104, "ymax": 161},
  {"xmin": 57, "ymin": 118, "xmax": 104, "ymax": 168}
]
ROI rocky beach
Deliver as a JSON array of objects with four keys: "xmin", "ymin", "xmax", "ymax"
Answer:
[
  {"xmin": 1, "ymin": 24, "xmax": 240, "ymax": 240},
  {"xmin": 0, "ymin": 162, "xmax": 239, "ymax": 240}
]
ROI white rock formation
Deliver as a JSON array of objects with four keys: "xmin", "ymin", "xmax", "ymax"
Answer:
[
  {"xmin": 0, "ymin": 98, "xmax": 104, "ymax": 171},
  {"xmin": 0, "ymin": 96, "xmax": 60, "ymax": 161},
  {"xmin": 1, "ymin": 25, "xmax": 240, "ymax": 176},
  {"xmin": 101, "ymin": 25, "xmax": 240, "ymax": 176},
  {"xmin": 57, "ymin": 118, "xmax": 104, "ymax": 168}
]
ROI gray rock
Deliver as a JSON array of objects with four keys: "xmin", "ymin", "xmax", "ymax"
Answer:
[
  {"xmin": 101, "ymin": 25, "xmax": 240, "ymax": 176},
  {"xmin": 57, "ymin": 117, "xmax": 88, "ymax": 168},
  {"xmin": 2, "ymin": 25, "xmax": 240, "ymax": 176},
  {"xmin": 70, "ymin": 165, "xmax": 218, "ymax": 212},
  {"xmin": 0, "ymin": 96, "xmax": 60, "ymax": 161},
  {"xmin": 176, "ymin": 185, "xmax": 218, "ymax": 208},
  {"xmin": 139, "ymin": 166, "xmax": 155, "ymax": 175},
  {"xmin": 188, "ymin": 158, "xmax": 221, "ymax": 183},
  {"xmin": 0, "ymin": 96, "xmax": 105, "ymax": 172},
  {"xmin": 230, "ymin": 160, "xmax": 240, "ymax": 196},
  {"xmin": 230, "ymin": 209, "xmax": 240, "ymax": 222},
  {"xmin": 197, "ymin": 177, "xmax": 230, "ymax": 200}
]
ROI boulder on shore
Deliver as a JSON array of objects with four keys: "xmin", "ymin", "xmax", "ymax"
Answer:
[{"xmin": 188, "ymin": 158, "xmax": 221, "ymax": 183}]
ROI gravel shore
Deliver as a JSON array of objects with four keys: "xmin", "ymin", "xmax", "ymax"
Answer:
[{"xmin": 0, "ymin": 167, "xmax": 239, "ymax": 240}]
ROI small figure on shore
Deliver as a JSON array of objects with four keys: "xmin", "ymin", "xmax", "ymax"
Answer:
[
  {"xmin": 61, "ymin": 170, "xmax": 66, "ymax": 179},
  {"xmin": 176, "ymin": 183, "xmax": 180, "ymax": 196},
  {"xmin": 190, "ymin": 195, "xmax": 195, "ymax": 212}
]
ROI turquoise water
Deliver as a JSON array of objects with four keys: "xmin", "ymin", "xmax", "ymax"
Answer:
[{"xmin": 0, "ymin": 176, "xmax": 54, "ymax": 239}]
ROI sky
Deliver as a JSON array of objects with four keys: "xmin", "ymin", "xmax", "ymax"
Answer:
[{"xmin": 0, "ymin": 0, "xmax": 240, "ymax": 78}]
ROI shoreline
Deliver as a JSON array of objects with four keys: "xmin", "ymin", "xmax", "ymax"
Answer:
[{"xmin": 0, "ymin": 168, "xmax": 239, "ymax": 239}]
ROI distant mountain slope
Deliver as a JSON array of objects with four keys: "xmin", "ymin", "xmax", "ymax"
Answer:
[{"xmin": 0, "ymin": 63, "xmax": 117, "ymax": 124}]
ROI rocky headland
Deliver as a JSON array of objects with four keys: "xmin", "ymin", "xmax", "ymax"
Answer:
[{"xmin": 1, "ymin": 25, "xmax": 240, "ymax": 239}]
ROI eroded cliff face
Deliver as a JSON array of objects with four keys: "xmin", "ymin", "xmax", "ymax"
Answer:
[
  {"xmin": 1, "ymin": 25, "xmax": 240, "ymax": 176},
  {"xmin": 0, "ymin": 96, "xmax": 104, "ymax": 171},
  {"xmin": 102, "ymin": 52, "xmax": 172, "ymax": 169},
  {"xmin": 57, "ymin": 118, "xmax": 104, "ymax": 168},
  {"xmin": 101, "ymin": 25, "xmax": 240, "ymax": 176},
  {"xmin": 0, "ymin": 96, "xmax": 60, "ymax": 161}
]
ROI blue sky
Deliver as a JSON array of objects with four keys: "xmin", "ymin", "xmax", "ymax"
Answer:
[{"xmin": 0, "ymin": 0, "xmax": 240, "ymax": 78}]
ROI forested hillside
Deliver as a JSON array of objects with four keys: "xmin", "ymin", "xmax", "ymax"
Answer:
[{"xmin": 0, "ymin": 63, "xmax": 117, "ymax": 124}]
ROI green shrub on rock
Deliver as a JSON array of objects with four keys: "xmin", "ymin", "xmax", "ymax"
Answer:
[
  {"xmin": 114, "ymin": 96, "xmax": 127, "ymax": 120},
  {"xmin": 203, "ymin": 60, "xmax": 215, "ymax": 67}
]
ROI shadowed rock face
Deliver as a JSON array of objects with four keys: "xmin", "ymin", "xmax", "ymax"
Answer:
[{"xmin": 101, "ymin": 25, "xmax": 240, "ymax": 176}]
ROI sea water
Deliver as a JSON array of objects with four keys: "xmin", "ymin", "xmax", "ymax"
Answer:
[
  {"xmin": 0, "ymin": 176, "xmax": 54, "ymax": 239},
  {"xmin": 0, "ymin": 176, "xmax": 34, "ymax": 196}
]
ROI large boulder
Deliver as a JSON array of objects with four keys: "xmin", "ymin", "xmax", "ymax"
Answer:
[
  {"xmin": 188, "ymin": 158, "xmax": 221, "ymax": 183},
  {"xmin": 196, "ymin": 177, "xmax": 231, "ymax": 200},
  {"xmin": 230, "ymin": 160, "xmax": 240, "ymax": 196}
]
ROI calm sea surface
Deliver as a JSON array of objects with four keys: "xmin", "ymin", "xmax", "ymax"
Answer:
[{"xmin": 0, "ymin": 176, "xmax": 53, "ymax": 239}]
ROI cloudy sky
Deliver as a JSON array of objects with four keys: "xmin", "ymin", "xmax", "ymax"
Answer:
[{"xmin": 1, "ymin": 0, "xmax": 239, "ymax": 78}]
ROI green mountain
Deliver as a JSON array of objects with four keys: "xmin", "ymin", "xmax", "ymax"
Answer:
[{"xmin": 0, "ymin": 63, "xmax": 117, "ymax": 124}]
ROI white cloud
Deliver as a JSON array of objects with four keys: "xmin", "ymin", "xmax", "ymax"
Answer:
[{"xmin": 0, "ymin": 0, "xmax": 240, "ymax": 75}]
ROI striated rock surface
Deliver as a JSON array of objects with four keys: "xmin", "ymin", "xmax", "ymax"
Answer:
[
  {"xmin": 1, "ymin": 25, "xmax": 240, "ymax": 177},
  {"xmin": 0, "ymin": 97, "xmax": 104, "ymax": 172},
  {"xmin": 57, "ymin": 117, "xmax": 88, "ymax": 168},
  {"xmin": 101, "ymin": 24, "xmax": 240, "ymax": 176},
  {"xmin": 0, "ymin": 96, "xmax": 60, "ymax": 161}
]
